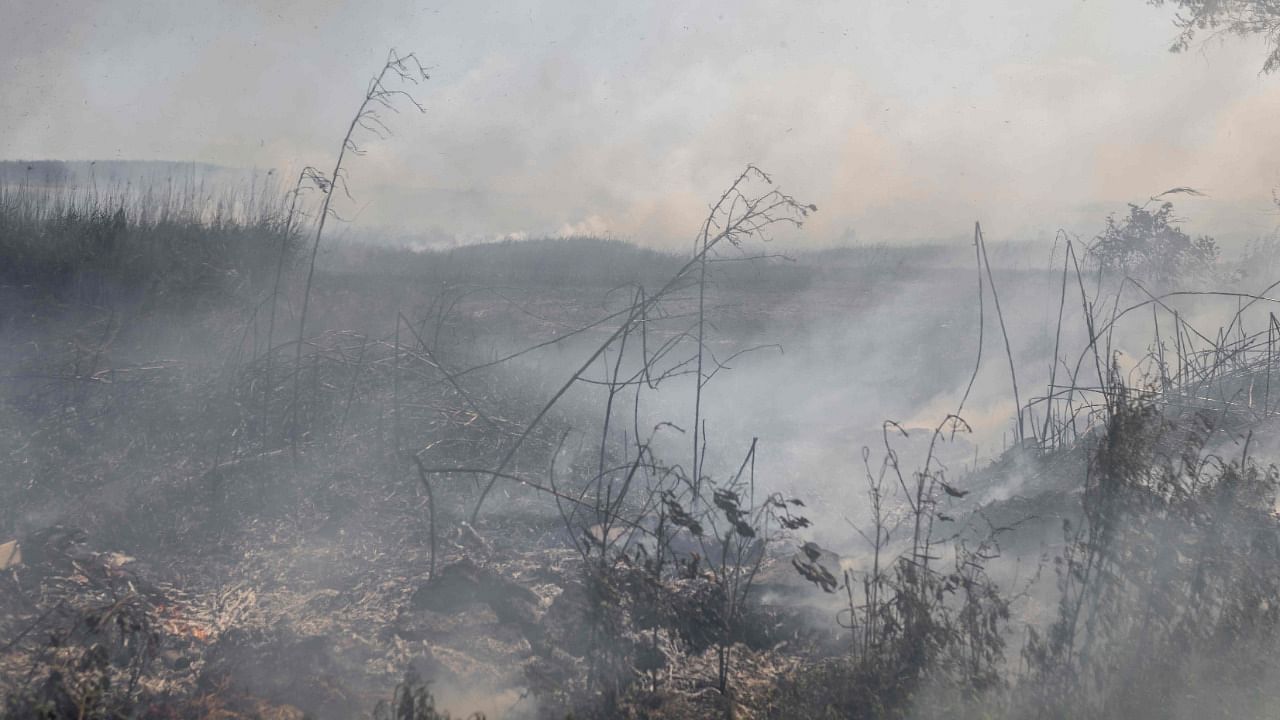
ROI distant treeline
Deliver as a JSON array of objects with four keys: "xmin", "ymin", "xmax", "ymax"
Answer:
[
  {"xmin": 322, "ymin": 235, "xmax": 853, "ymax": 292},
  {"xmin": 320, "ymin": 234, "xmax": 995, "ymax": 293},
  {"xmin": 326, "ymin": 236, "xmax": 683, "ymax": 287}
]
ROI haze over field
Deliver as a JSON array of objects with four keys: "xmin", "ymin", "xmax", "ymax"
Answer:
[
  {"xmin": 5, "ymin": 0, "xmax": 1280, "ymax": 246},
  {"xmin": 7, "ymin": 2, "xmax": 1280, "ymax": 719}
]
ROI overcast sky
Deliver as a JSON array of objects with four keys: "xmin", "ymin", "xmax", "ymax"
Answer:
[{"xmin": 4, "ymin": 0, "xmax": 1280, "ymax": 247}]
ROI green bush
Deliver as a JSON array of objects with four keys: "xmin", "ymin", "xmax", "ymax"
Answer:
[{"xmin": 1088, "ymin": 202, "xmax": 1217, "ymax": 285}]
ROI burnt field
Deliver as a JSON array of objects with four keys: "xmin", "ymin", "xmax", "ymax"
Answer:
[
  {"xmin": 4, "ymin": 167, "xmax": 1280, "ymax": 720},
  {"xmin": 0, "ymin": 195, "xmax": 997, "ymax": 718}
]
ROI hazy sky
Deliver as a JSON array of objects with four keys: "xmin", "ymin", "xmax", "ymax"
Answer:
[{"xmin": 4, "ymin": 0, "xmax": 1280, "ymax": 247}]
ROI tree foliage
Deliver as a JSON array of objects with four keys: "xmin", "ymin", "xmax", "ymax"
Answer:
[{"xmin": 1150, "ymin": 0, "xmax": 1280, "ymax": 73}]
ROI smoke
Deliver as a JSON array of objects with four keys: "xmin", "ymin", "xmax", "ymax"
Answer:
[{"xmin": 5, "ymin": 1, "xmax": 1280, "ymax": 247}]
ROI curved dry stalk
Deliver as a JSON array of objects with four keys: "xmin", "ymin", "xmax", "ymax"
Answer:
[
  {"xmin": 290, "ymin": 49, "xmax": 429, "ymax": 457},
  {"xmin": 465, "ymin": 165, "xmax": 814, "ymax": 524}
]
